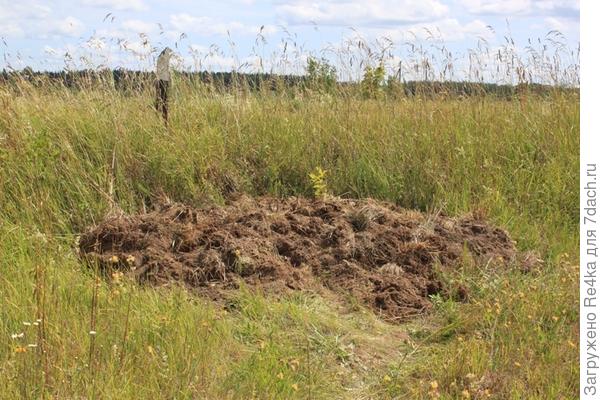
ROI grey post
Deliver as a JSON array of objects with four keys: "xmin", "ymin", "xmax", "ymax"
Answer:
[{"xmin": 155, "ymin": 47, "xmax": 173, "ymax": 125}]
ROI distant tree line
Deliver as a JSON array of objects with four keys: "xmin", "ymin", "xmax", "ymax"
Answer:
[{"xmin": 0, "ymin": 67, "xmax": 578, "ymax": 99}]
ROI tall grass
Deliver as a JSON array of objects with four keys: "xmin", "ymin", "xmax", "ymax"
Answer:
[{"xmin": 0, "ymin": 34, "xmax": 579, "ymax": 399}]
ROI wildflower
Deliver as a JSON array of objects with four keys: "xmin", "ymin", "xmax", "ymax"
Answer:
[
  {"xmin": 110, "ymin": 255, "xmax": 119, "ymax": 264},
  {"xmin": 27, "ymin": 343, "xmax": 38, "ymax": 348},
  {"xmin": 15, "ymin": 346, "xmax": 27, "ymax": 353},
  {"xmin": 289, "ymin": 358, "xmax": 300, "ymax": 371},
  {"xmin": 513, "ymin": 361, "xmax": 522, "ymax": 368},
  {"xmin": 11, "ymin": 333, "xmax": 24, "ymax": 339},
  {"xmin": 552, "ymin": 316, "xmax": 559, "ymax": 322},
  {"xmin": 277, "ymin": 372, "xmax": 284, "ymax": 380},
  {"xmin": 111, "ymin": 271, "xmax": 124, "ymax": 283},
  {"xmin": 465, "ymin": 373, "xmax": 476, "ymax": 381},
  {"xmin": 89, "ymin": 330, "xmax": 97, "ymax": 336},
  {"xmin": 383, "ymin": 375, "xmax": 392, "ymax": 383},
  {"xmin": 461, "ymin": 389, "xmax": 471, "ymax": 398},
  {"xmin": 23, "ymin": 322, "xmax": 32, "ymax": 326},
  {"xmin": 126, "ymin": 255, "xmax": 136, "ymax": 265},
  {"xmin": 430, "ymin": 380, "xmax": 438, "ymax": 390},
  {"xmin": 291, "ymin": 383, "xmax": 299, "ymax": 391}
]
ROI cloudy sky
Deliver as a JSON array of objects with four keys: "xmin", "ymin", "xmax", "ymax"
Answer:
[{"xmin": 0, "ymin": 0, "xmax": 580, "ymax": 80}]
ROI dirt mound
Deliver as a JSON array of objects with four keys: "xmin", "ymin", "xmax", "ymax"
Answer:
[{"xmin": 79, "ymin": 196, "xmax": 517, "ymax": 321}]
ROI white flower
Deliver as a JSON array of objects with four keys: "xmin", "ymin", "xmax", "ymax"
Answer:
[
  {"xmin": 89, "ymin": 330, "xmax": 97, "ymax": 336},
  {"xmin": 11, "ymin": 333, "xmax": 24, "ymax": 339}
]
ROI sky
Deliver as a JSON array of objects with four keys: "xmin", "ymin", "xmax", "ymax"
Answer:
[{"xmin": 0, "ymin": 0, "xmax": 580, "ymax": 82}]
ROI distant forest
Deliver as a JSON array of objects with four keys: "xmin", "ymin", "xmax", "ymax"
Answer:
[{"xmin": 0, "ymin": 68, "xmax": 578, "ymax": 98}]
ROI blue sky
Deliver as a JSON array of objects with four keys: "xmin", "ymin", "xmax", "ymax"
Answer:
[{"xmin": 0, "ymin": 0, "xmax": 580, "ymax": 82}]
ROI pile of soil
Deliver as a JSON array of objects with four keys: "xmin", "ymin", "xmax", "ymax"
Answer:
[{"xmin": 79, "ymin": 196, "xmax": 517, "ymax": 321}]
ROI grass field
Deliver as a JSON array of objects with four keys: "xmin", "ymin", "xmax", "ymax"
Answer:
[{"xmin": 0, "ymin": 76, "xmax": 579, "ymax": 399}]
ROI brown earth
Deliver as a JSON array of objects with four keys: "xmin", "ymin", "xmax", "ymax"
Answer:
[{"xmin": 78, "ymin": 196, "xmax": 518, "ymax": 322}]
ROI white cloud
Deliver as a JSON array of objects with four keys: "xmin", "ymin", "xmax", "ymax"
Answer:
[
  {"xmin": 82, "ymin": 0, "xmax": 146, "ymax": 11},
  {"xmin": 121, "ymin": 19, "xmax": 158, "ymax": 34},
  {"xmin": 544, "ymin": 16, "xmax": 579, "ymax": 34},
  {"xmin": 170, "ymin": 14, "xmax": 243, "ymax": 36},
  {"xmin": 44, "ymin": 45, "xmax": 59, "ymax": 55},
  {"xmin": 0, "ymin": 1, "xmax": 83, "ymax": 39},
  {"xmin": 461, "ymin": 0, "xmax": 533, "ymax": 15},
  {"xmin": 47, "ymin": 16, "xmax": 85, "ymax": 37},
  {"xmin": 169, "ymin": 13, "xmax": 277, "ymax": 37},
  {"xmin": 0, "ymin": 0, "xmax": 50, "ymax": 37},
  {"xmin": 461, "ymin": 0, "xmax": 579, "ymax": 17},
  {"xmin": 535, "ymin": 0, "xmax": 579, "ymax": 13},
  {"xmin": 276, "ymin": 0, "xmax": 449, "ymax": 27},
  {"xmin": 373, "ymin": 18, "xmax": 495, "ymax": 43},
  {"xmin": 0, "ymin": 0, "xmax": 50, "ymax": 20},
  {"xmin": 122, "ymin": 39, "xmax": 153, "ymax": 56}
]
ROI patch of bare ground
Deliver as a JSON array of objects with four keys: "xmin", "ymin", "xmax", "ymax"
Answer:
[{"xmin": 79, "ymin": 196, "xmax": 517, "ymax": 322}]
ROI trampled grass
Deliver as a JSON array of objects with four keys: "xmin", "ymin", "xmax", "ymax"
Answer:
[{"xmin": 0, "ymin": 80, "xmax": 579, "ymax": 399}]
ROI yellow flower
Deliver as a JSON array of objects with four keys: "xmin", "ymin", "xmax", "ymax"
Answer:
[
  {"xmin": 110, "ymin": 255, "xmax": 119, "ymax": 264},
  {"xmin": 514, "ymin": 361, "xmax": 522, "ymax": 368},
  {"xmin": 111, "ymin": 271, "xmax": 124, "ymax": 283},
  {"xmin": 461, "ymin": 389, "xmax": 471, "ymax": 398},
  {"xmin": 383, "ymin": 375, "xmax": 392, "ymax": 383},
  {"xmin": 291, "ymin": 383, "xmax": 299, "ymax": 391},
  {"xmin": 277, "ymin": 372, "xmax": 284, "ymax": 380},
  {"xmin": 430, "ymin": 380, "xmax": 438, "ymax": 390},
  {"xmin": 15, "ymin": 346, "xmax": 27, "ymax": 353},
  {"xmin": 289, "ymin": 358, "xmax": 300, "ymax": 371}
]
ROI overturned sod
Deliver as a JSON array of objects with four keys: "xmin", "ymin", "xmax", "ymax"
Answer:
[{"xmin": 79, "ymin": 195, "xmax": 519, "ymax": 322}]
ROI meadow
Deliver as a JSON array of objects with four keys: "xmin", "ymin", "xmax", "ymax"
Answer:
[{"xmin": 0, "ymin": 52, "xmax": 579, "ymax": 399}]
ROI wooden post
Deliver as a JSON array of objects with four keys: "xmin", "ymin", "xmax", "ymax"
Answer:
[{"xmin": 155, "ymin": 47, "xmax": 173, "ymax": 125}]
